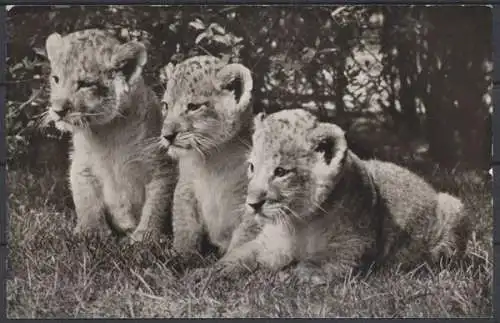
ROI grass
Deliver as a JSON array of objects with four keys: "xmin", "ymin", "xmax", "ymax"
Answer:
[{"xmin": 5, "ymin": 164, "xmax": 493, "ymax": 318}]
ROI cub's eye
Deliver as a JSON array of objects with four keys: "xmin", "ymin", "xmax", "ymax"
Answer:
[
  {"xmin": 161, "ymin": 102, "xmax": 168, "ymax": 111},
  {"xmin": 248, "ymin": 162, "xmax": 254, "ymax": 173},
  {"xmin": 51, "ymin": 75, "xmax": 59, "ymax": 84},
  {"xmin": 77, "ymin": 80, "xmax": 99, "ymax": 90},
  {"xmin": 187, "ymin": 101, "xmax": 209, "ymax": 112},
  {"xmin": 274, "ymin": 167, "xmax": 292, "ymax": 178}
]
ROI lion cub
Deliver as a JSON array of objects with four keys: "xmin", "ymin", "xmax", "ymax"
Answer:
[
  {"xmin": 44, "ymin": 29, "xmax": 176, "ymax": 242},
  {"xmin": 215, "ymin": 109, "xmax": 471, "ymax": 281},
  {"xmin": 158, "ymin": 56, "xmax": 254, "ymax": 256}
]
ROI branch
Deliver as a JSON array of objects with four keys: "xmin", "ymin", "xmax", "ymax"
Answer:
[
  {"xmin": 1, "ymin": 78, "xmax": 42, "ymax": 85},
  {"xmin": 17, "ymin": 88, "xmax": 44, "ymax": 112}
]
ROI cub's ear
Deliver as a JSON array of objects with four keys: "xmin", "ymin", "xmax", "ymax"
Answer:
[
  {"xmin": 45, "ymin": 32, "xmax": 64, "ymax": 63},
  {"xmin": 215, "ymin": 63, "xmax": 253, "ymax": 110},
  {"xmin": 253, "ymin": 112, "xmax": 267, "ymax": 129},
  {"xmin": 159, "ymin": 62, "xmax": 175, "ymax": 86},
  {"xmin": 111, "ymin": 41, "xmax": 147, "ymax": 84},
  {"xmin": 313, "ymin": 123, "xmax": 348, "ymax": 166}
]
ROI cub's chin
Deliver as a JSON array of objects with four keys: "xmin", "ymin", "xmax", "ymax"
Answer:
[
  {"xmin": 248, "ymin": 207, "xmax": 275, "ymax": 225},
  {"xmin": 255, "ymin": 213, "xmax": 275, "ymax": 225},
  {"xmin": 54, "ymin": 120, "xmax": 75, "ymax": 133},
  {"xmin": 160, "ymin": 141, "xmax": 190, "ymax": 160},
  {"xmin": 166, "ymin": 147, "xmax": 182, "ymax": 159}
]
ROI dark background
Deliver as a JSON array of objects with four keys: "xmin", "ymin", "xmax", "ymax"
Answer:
[{"xmin": 5, "ymin": 5, "xmax": 492, "ymax": 174}]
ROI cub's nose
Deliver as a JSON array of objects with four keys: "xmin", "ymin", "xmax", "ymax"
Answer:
[
  {"xmin": 248, "ymin": 200, "xmax": 265, "ymax": 212},
  {"xmin": 51, "ymin": 101, "xmax": 72, "ymax": 118},
  {"xmin": 163, "ymin": 132, "xmax": 178, "ymax": 143},
  {"xmin": 54, "ymin": 108, "xmax": 69, "ymax": 118}
]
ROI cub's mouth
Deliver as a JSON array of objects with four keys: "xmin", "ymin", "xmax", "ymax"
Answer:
[
  {"xmin": 160, "ymin": 131, "xmax": 193, "ymax": 150},
  {"xmin": 160, "ymin": 138, "xmax": 190, "ymax": 150},
  {"xmin": 48, "ymin": 108, "xmax": 95, "ymax": 127},
  {"xmin": 48, "ymin": 108, "xmax": 65, "ymax": 122},
  {"xmin": 256, "ymin": 212, "xmax": 272, "ymax": 219},
  {"xmin": 246, "ymin": 204, "xmax": 273, "ymax": 220},
  {"xmin": 255, "ymin": 212, "xmax": 275, "ymax": 225},
  {"xmin": 160, "ymin": 136, "xmax": 192, "ymax": 159},
  {"xmin": 47, "ymin": 108, "xmax": 74, "ymax": 131}
]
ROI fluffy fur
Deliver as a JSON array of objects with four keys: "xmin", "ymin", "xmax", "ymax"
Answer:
[
  {"xmin": 44, "ymin": 29, "xmax": 177, "ymax": 241},
  {"xmin": 214, "ymin": 109, "xmax": 471, "ymax": 282},
  {"xmin": 159, "ymin": 55, "xmax": 254, "ymax": 256}
]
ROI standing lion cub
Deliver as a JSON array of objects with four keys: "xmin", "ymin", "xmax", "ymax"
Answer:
[
  {"xmin": 214, "ymin": 109, "xmax": 471, "ymax": 282},
  {"xmin": 44, "ymin": 29, "xmax": 176, "ymax": 242}
]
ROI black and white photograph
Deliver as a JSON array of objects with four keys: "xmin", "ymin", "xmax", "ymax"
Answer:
[{"xmin": 4, "ymin": 5, "xmax": 493, "ymax": 318}]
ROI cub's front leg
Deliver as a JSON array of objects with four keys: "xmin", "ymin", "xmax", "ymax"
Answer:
[
  {"xmin": 70, "ymin": 160, "xmax": 108, "ymax": 237},
  {"xmin": 98, "ymin": 175, "xmax": 141, "ymax": 236},
  {"xmin": 292, "ymin": 233, "xmax": 376, "ymax": 285},
  {"xmin": 172, "ymin": 176, "xmax": 203, "ymax": 257},
  {"xmin": 187, "ymin": 238, "xmax": 262, "ymax": 284},
  {"xmin": 216, "ymin": 223, "xmax": 295, "ymax": 278},
  {"xmin": 226, "ymin": 214, "xmax": 263, "ymax": 253},
  {"xmin": 129, "ymin": 168, "xmax": 177, "ymax": 243}
]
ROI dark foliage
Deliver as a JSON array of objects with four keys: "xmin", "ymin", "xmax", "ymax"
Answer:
[{"xmin": 6, "ymin": 5, "xmax": 492, "ymax": 171}]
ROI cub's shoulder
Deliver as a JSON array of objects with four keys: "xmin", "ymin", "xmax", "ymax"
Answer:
[{"xmin": 363, "ymin": 159, "xmax": 436, "ymax": 197}]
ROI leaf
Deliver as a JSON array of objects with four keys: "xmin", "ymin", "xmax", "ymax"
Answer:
[
  {"xmin": 48, "ymin": 12, "xmax": 57, "ymax": 21},
  {"xmin": 301, "ymin": 48, "xmax": 317, "ymax": 63},
  {"xmin": 212, "ymin": 34, "xmax": 231, "ymax": 46},
  {"xmin": 189, "ymin": 19, "xmax": 206, "ymax": 30},
  {"xmin": 318, "ymin": 48, "xmax": 338, "ymax": 55},
  {"xmin": 195, "ymin": 31, "xmax": 207, "ymax": 44},
  {"xmin": 233, "ymin": 36, "xmax": 244, "ymax": 44},
  {"xmin": 9, "ymin": 63, "xmax": 24, "ymax": 73},
  {"xmin": 315, "ymin": 37, "xmax": 321, "ymax": 48},
  {"xmin": 33, "ymin": 47, "xmax": 47, "ymax": 58},
  {"xmin": 220, "ymin": 54, "xmax": 231, "ymax": 64},
  {"xmin": 331, "ymin": 7, "xmax": 347, "ymax": 19},
  {"xmin": 160, "ymin": 63, "xmax": 175, "ymax": 83},
  {"xmin": 209, "ymin": 22, "xmax": 225, "ymax": 35},
  {"xmin": 233, "ymin": 44, "xmax": 244, "ymax": 52},
  {"xmin": 169, "ymin": 24, "xmax": 178, "ymax": 33}
]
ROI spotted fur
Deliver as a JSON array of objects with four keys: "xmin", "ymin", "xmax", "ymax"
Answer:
[
  {"xmin": 216, "ymin": 109, "xmax": 471, "ymax": 282},
  {"xmin": 158, "ymin": 56, "xmax": 254, "ymax": 256},
  {"xmin": 44, "ymin": 29, "xmax": 177, "ymax": 242}
]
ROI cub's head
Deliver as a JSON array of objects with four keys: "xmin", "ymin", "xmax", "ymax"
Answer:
[
  {"xmin": 246, "ymin": 109, "xmax": 348, "ymax": 224},
  {"xmin": 44, "ymin": 29, "xmax": 148, "ymax": 132},
  {"xmin": 158, "ymin": 56, "xmax": 253, "ymax": 159}
]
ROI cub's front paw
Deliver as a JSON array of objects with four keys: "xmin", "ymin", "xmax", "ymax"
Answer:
[
  {"xmin": 172, "ymin": 236, "xmax": 202, "ymax": 257},
  {"xmin": 128, "ymin": 228, "xmax": 163, "ymax": 245},
  {"xmin": 211, "ymin": 259, "xmax": 256, "ymax": 282},
  {"xmin": 291, "ymin": 262, "xmax": 328, "ymax": 286},
  {"xmin": 183, "ymin": 263, "xmax": 246, "ymax": 289},
  {"xmin": 186, "ymin": 259, "xmax": 250, "ymax": 283},
  {"xmin": 72, "ymin": 224, "xmax": 110, "ymax": 241}
]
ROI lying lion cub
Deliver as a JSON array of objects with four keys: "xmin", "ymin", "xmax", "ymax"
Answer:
[{"xmin": 208, "ymin": 109, "xmax": 471, "ymax": 283}]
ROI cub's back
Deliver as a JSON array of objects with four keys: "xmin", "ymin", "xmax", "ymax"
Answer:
[{"xmin": 364, "ymin": 159, "xmax": 437, "ymax": 228}]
